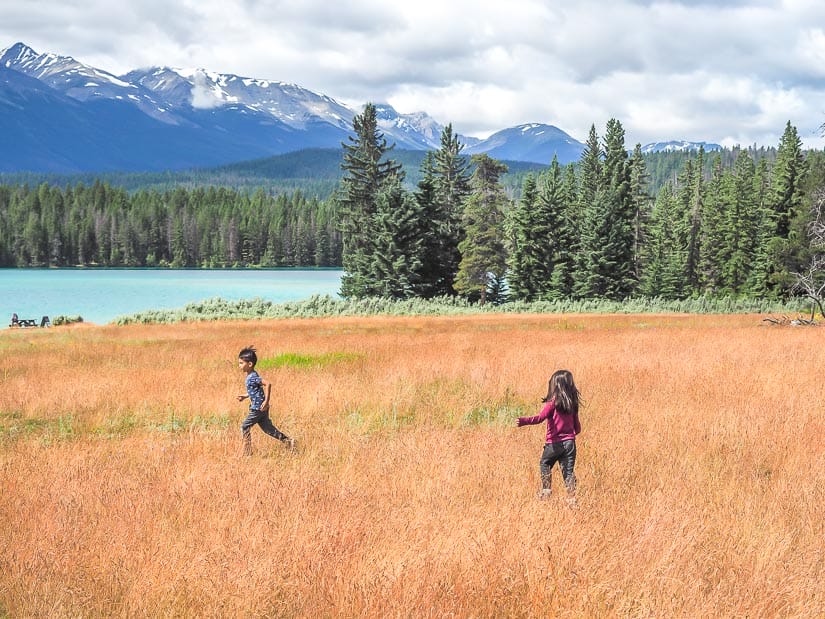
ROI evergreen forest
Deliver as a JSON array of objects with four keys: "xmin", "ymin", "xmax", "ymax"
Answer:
[
  {"xmin": 0, "ymin": 184, "xmax": 342, "ymax": 268},
  {"xmin": 2, "ymin": 113, "xmax": 824, "ymax": 307}
]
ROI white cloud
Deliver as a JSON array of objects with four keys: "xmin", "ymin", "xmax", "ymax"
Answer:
[
  {"xmin": 190, "ymin": 71, "xmax": 222, "ymax": 109},
  {"xmin": 2, "ymin": 0, "xmax": 825, "ymax": 148}
]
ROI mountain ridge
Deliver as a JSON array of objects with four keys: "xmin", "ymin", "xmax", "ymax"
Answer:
[{"xmin": 2, "ymin": 41, "xmax": 719, "ymax": 173}]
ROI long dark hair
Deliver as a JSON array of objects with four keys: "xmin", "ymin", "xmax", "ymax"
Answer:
[{"xmin": 543, "ymin": 369, "xmax": 580, "ymax": 415}]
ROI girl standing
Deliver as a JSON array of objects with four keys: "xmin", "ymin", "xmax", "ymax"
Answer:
[{"xmin": 516, "ymin": 370, "xmax": 581, "ymax": 503}]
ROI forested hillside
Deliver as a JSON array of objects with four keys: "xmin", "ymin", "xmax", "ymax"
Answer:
[
  {"xmin": 2, "ymin": 120, "xmax": 824, "ymax": 309},
  {"xmin": 0, "ymin": 148, "xmax": 546, "ymax": 199},
  {"xmin": 334, "ymin": 112, "xmax": 825, "ymax": 304},
  {"xmin": 0, "ymin": 183, "xmax": 341, "ymax": 268}
]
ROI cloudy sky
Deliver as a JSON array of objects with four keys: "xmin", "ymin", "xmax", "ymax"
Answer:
[{"xmin": 3, "ymin": 0, "xmax": 825, "ymax": 148}]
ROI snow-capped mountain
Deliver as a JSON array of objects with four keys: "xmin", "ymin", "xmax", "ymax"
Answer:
[
  {"xmin": 641, "ymin": 140, "xmax": 722, "ymax": 154},
  {"xmin": 373, "ymin": 103, "xmax": 479, "ymax": 151},
  {"xmin": 466, "ymin": 123, "xmax": 585, "ymax": 164},
  {"xmin": 124, "ymin": 66, "xmax": 356, "ymax": 131},
  {"xmin": 0, "ymin": 41, "xmax": 593, "ymax": 172},
  {"xmin": 2, "ymin": 41, "xmax": 134, "ymax": 98},
  {"xmin": 0, "ymin": 41, "xmax": 171, "ymax": 122},
  {"xmin": 9, "ymin": 41, "xmax": 734, "ymax": 174}
]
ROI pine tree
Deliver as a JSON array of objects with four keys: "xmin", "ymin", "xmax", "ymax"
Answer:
[
  {"xmin": 602, "ymin": 118, "xmax": 636, "ymax": 297},
  {"xmin": 415, "ymin": 127, "xmax": 470, "ymax": 297},
  {"xmin": 641, "ymin": 183, "xmax": 688, "ymax": 298},
  {"xmin": 505, "ymin": 174, "xmax": 541, "ymax": 300},
  {"xmin": 698, "ymin": 156, "xmax": 727, "ymax": 293},
  {"xmin": 370, "ymin": 176, "xmax": 424, "ymax": 298},
  {"xmin": 338, "ymin": 103, "xmax": 403, "ymax": 298},
  {"xmin": 766, "ymin": 121, "xmax": 809, "ymax": 292},
  {"xmin": 628, "ymin": 144, "xmax": 653, "ymax": 282},
  {"xmin": 575, "ymin": 120, "xmax": 636, "ymax": 299},
  {"xmin": 551, "ymin": 163, "xmax": 580, "ymax": 297},
  {"xmin": 431, "ymin": 124, "xmax": 471, "ymax": 295},
  {"xmin": 721, "ymin": 151, "xmax": 758, "ymax": 294},
  {"xmin": 454, "ymin": 154, "xmax": 509, "ymax": 304},
  {"xmin": 684, "ymin": 146, "xmax": 705, "ymax": 292},
  {"xmin": 573, "ymin": 125, "xmax": 603, "ymax": 298}
]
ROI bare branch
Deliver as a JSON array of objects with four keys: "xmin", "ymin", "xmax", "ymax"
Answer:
[{"xmin": 808, "ymin": 188, "xmax": 825, "ymax": 248}]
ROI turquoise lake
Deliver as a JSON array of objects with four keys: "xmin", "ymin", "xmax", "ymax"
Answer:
[{"xmin": 0, "ymin": 269, "xmax": 343, "ymax": 326}]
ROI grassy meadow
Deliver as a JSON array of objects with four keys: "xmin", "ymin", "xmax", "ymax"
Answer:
[{"xmin": 1, "ymin": 313, "xmax": 823, "ymax": 617}]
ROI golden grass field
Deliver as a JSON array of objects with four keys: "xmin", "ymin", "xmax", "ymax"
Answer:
[{"xmin": 1, "ymin": 313, "xmax": 823, "ymax": 617}]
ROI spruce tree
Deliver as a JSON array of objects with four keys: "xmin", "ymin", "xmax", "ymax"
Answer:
[
  {"xmin": 575, "ymin": 119, "xmax": 636, "ymax": 299},
  {"xmin": 338, "ymin": 103, "xmax": 403, "ymax": 298},
  {"xmin": 698, "ymin": 156, "xmax": 727, "ymax": 293},
  {"xmin": 415, "ymin": 126, "xmax": 470, "ymax": 297},
  {"xmin": 536, "ymin": 156, "xmax": 569, "ymax": 299},
  {"xmin": 721, "ymin": 151, "xmax": 758, "ymax": 294},
  {"xmin": 684, "ymin": 146, "xmax": 705, "ymax": 292},
  {"xmin": 552, "ymin": 163, "xmax": 580, "ymax": 297},
  {"xmin": 573, "ymin": 125, "xmax": 603, "ymax": 298},
  {"xmin": 431, "ymin": 124, "xmax": 471, "ymax": 295},
  {"xmin": 628, "ymin": 144, "xmax": 653, "ymax": 282},
  {"xmin": 766, "ymin": 121, "xmax": 809, "ymax": 292},
  {"xmin": 454, "ymin": 154, "xmax": 509, "ymax": 304},
  {"xmin": 747, "ymin": 157, "xmax": 774, "ymax": 295},
  {"xmin": 414, "ymin": 152, "xmax": 441, "ymax": 296},
  {"xmin": 602, "ymin": 118, "xmax": 636, "ymax": 297},
  {"xmin": 371, "ymin": 176, "xmax": 424, "ymax": 298},
  {"xmin": 505, "ymin": 174, "xmax": 541, "ymax": 300},
  {"xmin": 641, "ymin": 183, "xmax": 687, "ymax": 298},
  {"xmin": 770, "ymin": 121, "xmax": 807, "ymax": 239}
]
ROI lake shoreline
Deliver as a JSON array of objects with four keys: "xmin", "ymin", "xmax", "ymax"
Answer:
[{"xmin": 0, "ymin": 268, "xmax": 344, "ymax": 326}]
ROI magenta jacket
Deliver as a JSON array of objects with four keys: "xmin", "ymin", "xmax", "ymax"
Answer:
[{"xmin": 518, "ymin": 398, "xmax": 581, "ymax": 444}]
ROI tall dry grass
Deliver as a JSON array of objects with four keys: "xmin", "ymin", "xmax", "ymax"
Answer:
[{"xmin": 1, "ymin": 314, "xmax": 823, "ymax": 617}]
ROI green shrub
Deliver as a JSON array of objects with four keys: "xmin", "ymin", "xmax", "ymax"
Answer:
[
  {"xmin": 113, "ymin": 293, "xmax": 807, "ymax": 325},
  {"xmin": 52, "ymin": 315, "xmax": 84, "ymax": 326}
]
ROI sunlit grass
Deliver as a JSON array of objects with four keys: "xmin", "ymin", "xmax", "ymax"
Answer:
[
  {"xmin": 257, "ymin": 351, "xmax": 363, "ymax": 370},
  {"xmin": 0, "ymin": 313, "xmax": 822, "ymax": 616}
]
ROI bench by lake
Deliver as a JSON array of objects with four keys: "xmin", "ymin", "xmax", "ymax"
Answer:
[{"xmin": 1, "ymin": 268, "xmax": 343, "ymax": 326}]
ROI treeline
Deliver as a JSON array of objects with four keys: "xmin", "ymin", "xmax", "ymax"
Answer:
[
  {"xmin": 0, "ymin": 184, "xmax": 341, "ymax": 267},
  {"xmin": 508, "ymin": 123, "xmax": 825, "ymax": 301},
  {"xmin": 338, "ymin": 108, "xmax": 825, "ymax": 303},
  {"xmin": 0, "ymin": 148, "xmax": 545, "ymax": 201},
  {"xmin": 2, "ymin": 115, "xmax": 824, "ymax": 309}
]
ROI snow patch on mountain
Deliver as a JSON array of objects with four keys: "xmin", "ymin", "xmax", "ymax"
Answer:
[
  {"xmin": 372, "ymin": 103, "xmax": 447, "ymax": 149},
  {"xmin": 1, "ymin": 42, "xmax": 134, "ymax": 92},
  {"xmin": 12, "ymin": 40, "xmax": 754, "ymax": 173},
  {"xmin": 466, "ymin": 123, "xmax": 585, "ymax": 164},
  {"xmin": 641, "ymin": 140, "xmax": 722, "ymax": 154}
]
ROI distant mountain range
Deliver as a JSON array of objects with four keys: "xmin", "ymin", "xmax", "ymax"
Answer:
[
  {"xmin": 1, "ymin": 42, "xmax": 719, "ymax": 173},
  {"xmin": 640, "ymin": 140, "xmax": 722, "ymax": 154}
]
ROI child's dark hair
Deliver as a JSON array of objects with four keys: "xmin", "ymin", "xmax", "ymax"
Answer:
[
  {"xmin": 543, "ymin": 369, "xmax": 580, "ymax": 415},
  {"xmin": 239, "ymin": 346, "xmax": 258, "ymax": 366}
]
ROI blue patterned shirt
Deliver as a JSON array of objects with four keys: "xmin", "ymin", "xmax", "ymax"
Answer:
[{"xmin": 245, "ymin": 371, "xmax": 266, "ymax": 410}]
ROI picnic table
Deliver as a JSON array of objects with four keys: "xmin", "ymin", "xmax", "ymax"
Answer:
[{"xmin": 9, "ymin": 315, "xmax": 50, "ymax": 328}]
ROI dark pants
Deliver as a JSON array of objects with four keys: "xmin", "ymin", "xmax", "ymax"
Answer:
[
  {"xmin": 241, "ymin": 409, "xmax": 288, "ymax": 454},
  {"xmin": 540, "ymin": 440, "xmax": 577, "ymax": 493}
]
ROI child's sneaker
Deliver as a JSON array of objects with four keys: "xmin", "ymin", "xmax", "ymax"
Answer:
[
  {"xmin": 537, "ymin": 489, "xmax": 552, "ymax": 501},
  {"xmin": 285, "ymin": 437, "xmax": 297, "ymax": 452}
]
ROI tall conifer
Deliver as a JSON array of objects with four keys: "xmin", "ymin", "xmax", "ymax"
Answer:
[
  {"xmin": 338, "ymin": 103, "xmax": 403, "ymax": 298},
  {"xmin": 417, "ymin": 125, "xmax": 471, "ymax": 296},
  {"xmin": 455, "ymin": 154, "xmax": 509, "ymax": 304},
  {"xmin": 505, "ymin": 174, "xmax": 541, "ymax": 300}
]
